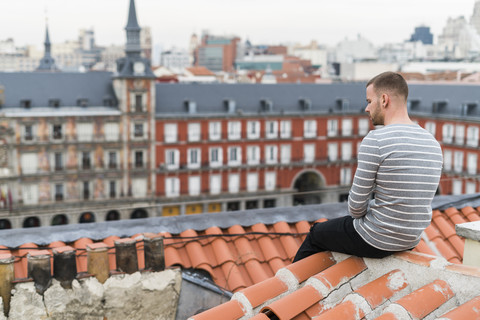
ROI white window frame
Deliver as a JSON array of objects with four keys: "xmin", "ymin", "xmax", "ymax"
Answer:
[
  {"xmin": 264, "ymin": 172, "xmax": 276, "ymax": 191},
  {"xmin": 188, "ymin": 123, "xmax": 201, "ymax": 142},
  {"xmin": 328, "ymin": 143, "xmax": 338, "ymax": 162},
  {"xmin": 340, "ymin": 167, "xmax": 352, "ymax": 185},
  {"xmin": 187, "ymin": 148, "xmax": 201, "ymax": 169},
  {"xmin": 247, "ymin": 172, "xmax": 258, "ymax": 192},
  {"xmin": 132, "ymin": 178, "xmax": 147, "ymax": 198},
  {"xmin": 455, "ymin": 125, "xmax": 465, "ymax": 145},
  {"xmin": 341, "ymin": 118, "xmax": 353, "ymax": 136},
  {"xmin": 22, "ymin": 124, "xmax": 36, "ymax": 142},
  {"xmin": 165, "ymin": 177, "xmax": 180, "ymax": 197},
  {"xmin": 228, "ymin": 173, "xmax": 240, "ymax": 193},
  {"xmin": 265, "ymin": 145, "xmax": 278, "ymax": 164},
  {"xmin": 105, "ymin": 122, "xmax": 119, "ymax": 141},
  {"xmin": 466, "ymin": 181, "xmax": 476, "ymax": 194},
  {"xmin": 467, "ymin": 153, "xmax": 477, "ymax": 175},
  {"xmin": 452, "ymin": 179, "xmax": 462, "ymax": 195},
  {"xmin": 327, "ymin": 119, "xmax": 338, "ymax": 137},
  {"xmin": 51, "ymin": 123, "xmax": 64, "ymax": 141},
  {"xmin": 228, "ymin": 121, "xmax": 241, "ymax": 140},
  {"xmin": 358, "ymin": 118, "xmax": 369, "ymax": 136},
  {"xmin": 247, "ymin": 121, "xmax": 260, "ymax": 139},
  {"xmin": 442, "ymin": 123, "xmax": 454, "ymax": 144},
  {"xmin": 303, "ymin": 120, "xmax": 317, "ymax": 138},
  {"xmin": 188, "ymin": 176, "xmax": 201, "ymax": 196},
  {"xmin": 341, "ymin": 142, "xmax": 352, "ymax": 161},
  {"xmin": 77, "ymin": 123, "xmax": 94, "ymax": 142},
  {"xmin": 164, "ymin": 123, "xmax": 178, "ymax": 143},
  {"xmin": 209, "ymin": 147, "xmax": 223, "ymax": 168},
  {"xmin": 466, "ymin": 126, "xmax": 479, "ymax": 147},
  {"xmin": 247, "ymin": 145, "xmax": 260, "ymax": 165},
  {"xmin": 228, "ymin": 146, "xmax": 242, "ymax": 167},
  {"xmin": 425, "ymin": 121, "xmax": 436, "ymax": 137},
  {"xmin": 304, "ymin": 144, "xmax": 315, "ymax": 163},
  {"xmin": 22, "ymin": 184, "xmax": 39, "ymax": 205},
  {"xmin": 453, "ymin": 151, "xmax": 464, "ymax": 173},
  {"xmin": 443, "ymin": 150, "xmax": 452, "ymax": 171},
  {"xmin": 280, "ymin": 120, "xmax": 291, "ymax": 138},
  {"xmin": 21, "ymin": 153, "xmax": 38, "ymax": 174},
  {"xmin": 210, "ymin": 175, "xmax": 222, "ymax": 195},
  {"xmin": 265, "ymin": 121, "xmax": 278, "ymax": 139},
  {"xmin": 165, "ymin": 149, "xmax": 179, "ymax": 170},
  {"xmin": 209, "ymin": 121, "xmax": 222, "ymax": 141},
  {"xmin": 280, "ymin": 144, "xmax": 291, "ymax": 164}
]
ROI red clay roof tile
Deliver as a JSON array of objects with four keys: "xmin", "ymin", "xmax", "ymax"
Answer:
[
  {"xmin": 438, "ymin": 295, "xmax": 480, "ymax": 319},
  {"xmin": 312, "ymin": 256, "xmax": 367, "ymax": 291},
  {"xmin": 284, "ymin": 252, "xmax": 335, "ymax": 284},
  {"xmin": 374, "ymin": 312, "xmax": 400, "ymax": 320},
  {"xmin": 312, "ymin": 300, "xmax": 365, "ymax": 320},
  {"xmin": 237, "ymin": 276, "xmax": 288, "ymax": 308},
  {"xmin": 354, "ymin": 269, "xmax": 408, "ymax": 308},
  {"xmin": 434, "ymin": 215, "xmax": 457, "ymax": 239},
  {"xmin": 188, "ymin": 300, "xmax": 245, "ymax": 320},
  {"xmin": 394, "ymin": 251, "xmax": 437, "ymax": 266},
  {"xmin": 433, "ymin": 238, "xmax": 460, "ymax": 262}
]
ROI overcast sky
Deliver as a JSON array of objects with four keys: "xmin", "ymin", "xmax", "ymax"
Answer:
[{"xmin": 0, "ymin": 0, "xmax": 478, "ymax": 51}]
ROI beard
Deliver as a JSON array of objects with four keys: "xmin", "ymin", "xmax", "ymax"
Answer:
[{"xmin": 369, "ymin": 101, "xmax": 384, "ymax": 126}]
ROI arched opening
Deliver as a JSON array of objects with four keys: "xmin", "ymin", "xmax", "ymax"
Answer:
[
  {"xmin": 51, "ymin": 214, "xmax": 68, "ymax": 226},
  {"xmin": 23, "ymin": 216, "xmax": 41, "ymax": 228},
  {"xmin": 130, "ymin": 209, "xmax": 148, "ymax": 219},
  {"xmin": 106, "ymin": 210, "xmax": 120, "ymax": 221},
  {"xmin": 293, "ymin": 171, "xmax": 324, "ymax": 205},
  {"xmin": 79, "ymin": 212, "xmax": 95, "ymax": 223},
  {"xmin": 0, "ymin": 219, "xmax": 12, "ymax": 229}
]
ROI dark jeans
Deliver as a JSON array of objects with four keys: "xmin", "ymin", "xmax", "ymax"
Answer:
[{"xmin": 293, "ymin": 216, "xmax": 396, "ymax": 262}]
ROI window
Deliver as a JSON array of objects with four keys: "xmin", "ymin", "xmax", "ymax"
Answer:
[
  {"xmin": 304, "ymin": 144, "xmax": 315, "ymax": 163},
  {"xmin": 52, "ymin": 124, "xmax": 63, "ymax": 140},
  {"xmin": 340, "ymin": 168, "xmax": 352, "ymax": 185},
  {"xmin": 247, "ymin": 172, "xmax": 258, "ymax": 192},
  {"xmin": 108, "ymin": 151, "xmax": 117, "ymax": 169},
  {"xmin": 280, "ymin": 144, "xmax": 291, "ymax": 164},
  {"xmin": 132, "ymin": 178, "xmax": 147, "ymax": 198},
  {"xmin": 466, "ymin": 126, "xmax": 479, "ymax": 147},
  {"xmin": 247, "ymin": 121, "xmax": 260, "ymax": 139},
  {"xmin": 443, "ymin": 150, "xmax": 452, "ymax": 171},
  {"xmin": 327, "ymin": 119, "xmax": 338, "ymax": 137},
  {"xmin": 209, "ymin": 147, "xmax": 223, "ymax": 168},
  {"xmin": 265, "ymin": 145, "xmax": 278, "ymax": 164},
  {"xmin": 247, "ymin": 146, "xmax": 260, "ymax": 165},
  {"xmin": 105, "ymin": 123, "xmax": 119, "ymax": 141},
  {"xmin": 164, "ymin": 123, "xmax": 178, "ymax": 143},
  {"xmin": 24, "ymin": 125, "xmax": 34, "ymax": 141},
  {"xmin": 165, "ymin": 177, "xmax": 180, "ymax": 197},
  {"xmin": 22, "ymin": 184, "xmax": 38, "ymax": 205},
  {"xmin": 134, "ymin": 151, "xmax": 144, "ymax": 168},
  {"xmin": 466, "ymin": 181, "xmax": 476, "ymax": 194},
  {"xmin": 187, "ymin": 148, "xmax": 201, "ymax": 169},
  {"xmin": 134, "ymin": 123, "xmax": 144, "ymax": 138},
  {"xmin": 453, "ymin": 151, "xmax": 464, "ymax": 173},
  {"xmin": 304, "ymin": 120, "xmax": 317, "ymax": 138},
  {"xmin": 228, "ymin": 174, "xmax": 240, "ymax": 193},
  {"xmin": 328, "ymin": 143, "xmax": 338, "ymax": 162},
  {"xmin": 210, "ymin": 175, "xmax": 222, "ymax": 195},
  {"xmin": 135, "ymin": 94, "xmax": 143, "ymax": 112},
  {"xmin": 265, "ymin": 172, "xmax": 276, "ymax": 191},
  {"xmin": 425, "ymin": 122, "xmax": 436, "ymax": 137},
  {"xmin": 341, "ymin": 142, "xmax": 352, "ymax": 161},
  {"xmin": 209, "ymin": 121, "xmax": 221, "ymax": 141},
  {"xmin": 467, "ymin": 153, "xmax": 477, "ymax": 175},
  {"xmin": 265, "ymin": 121, "xmax": 278, "ymax": 139},
  {"xmin": 55, "ymin": 183, "xmax": 64, "ymax": 201},
  {"xmin": 188, "ymin": 123, "xmax": 201, "ymax": 142},
  {"xmin": 358, "ymin": 118, "xmax": 369, "ymax": 136},
  {"xmin": 21, "ymin": 153, "xmax": 37, "ymax": 174},
  {"xmin": 109, "ymin": 181, "xmax": 117, "ymax": 198},
  {"xmin": 83, "ymin": 181, "xmax": 90, "ymax": 200},
  {"xmin": 228, "ymin": 146, "xmax": 242, "ymax": 166},
  {"xmin": 442, "ymin": 123, "xmax": 454, "ymax": 144},
  {"xmin": 54, "ymin": 152, "xmax": 63, "ymax": 171},
  {"xmin": 77, "ymin": 123, "xmax": 93, "ymax": 141},
  {"xmin": 82, "ymin": 152, "xmax": 91, "ymax": 170},
  {"xmin": 455, "ymin": 125, "xmax": 465, "ymax": 145},
  {"xmin": 280, "ymin": 120, "xmax": 291, "ymax": 138},
  {"xmin": 341, "ymin": 118, "xmax": 353, "ymax": 136},
  {"xmin": 452, "ymin": 180, "xmax": 462, "ymax": 195},
  {"xmin": 228, "ymin": 121, "xmax": 241, "ymax": 140},
  {"xmin": 165, "ymin": 149, "xmax": 179, "ymax": 170},
  {"xmin": 188, "ymin": 176, "xmax": 201, "ymax": 196}
]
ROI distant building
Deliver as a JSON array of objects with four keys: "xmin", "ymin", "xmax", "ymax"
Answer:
[
  {"xmin": 409, "ymin": 26, "xmax": 433, "ymax": 45},
  {"xmin": 470, "ymin": 0, "xmax": 480, "ymax": 35},
  {"xmin": 333, "ymin": 34, "xmax": 377, "ymax": 63},
  {"xmin": 195, "ymin": 32, "xmax": 241, "ymax": 72},
  {"xmin": 159, "ymin": 48, "xmax": 190, "ymax": 73}
]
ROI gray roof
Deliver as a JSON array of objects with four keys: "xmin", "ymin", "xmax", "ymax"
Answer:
[
  {"xmin": 155, "ymin": 82, "xmax": 480, "ymax": 119},
  {"xmin": 0, "ymin": 71, "xmax": 118, "ymax": 109}
]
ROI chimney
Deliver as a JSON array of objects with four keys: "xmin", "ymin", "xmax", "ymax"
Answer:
[{"xmin": 455, "ymin": 221, "xmax": 480, "ymax": 267}]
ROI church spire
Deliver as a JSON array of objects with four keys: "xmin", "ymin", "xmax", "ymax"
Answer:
[
  {"xmin": 36, "ymin": 21, "xmax": 58, "ymax": 71},
  {"xmin": 125, "ymin": 0, "xmax": 141, "ymax": 58}
]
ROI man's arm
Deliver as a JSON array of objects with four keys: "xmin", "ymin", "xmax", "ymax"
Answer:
[{"xmin": 348, "ymin": 133, "xmax": 380, "ymax": 218}]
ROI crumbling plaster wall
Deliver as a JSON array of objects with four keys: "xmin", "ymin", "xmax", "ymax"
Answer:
[{"xmin": 2, "ymin": 269, "xmax": 181, "ymax": 320}]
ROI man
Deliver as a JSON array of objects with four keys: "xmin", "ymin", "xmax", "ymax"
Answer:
[{"xmin": 293, "ymin": 71, "xmax": 443, "ymax": 262}]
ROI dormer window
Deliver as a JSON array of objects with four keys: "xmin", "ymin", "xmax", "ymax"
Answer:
[
  {"xmin": 77, "ymin": 98, "xmax": 88, "ymax": 107},
  {"xmin": 224, "ymin": 99, "xmax": 236, "ymax": 113},
  {"xmin": 185, "ymin": 99, "xmax": 197, "ymax": 114},
  {"xmin": 407, "ymin": 99, "xmax": 421, "ymax": 112},
  {"xmin": 260, "ymin": 99, "xmax": 273, "ymax": 112},
  {"xmin": 103, "ymin": 97, "xmax": 114, "ymax": 107},
  {"xmin": 432, "ymin": 100, "xmax": 448, "ymax": 113},
  {"xmin": 20, "ymin": 99, "xmax": 31, "ymax": 109},
  {"xmin": 462, "ymin": 102, "xmax": 478, "ymax": 116},
  {"xmin": 49, "ymin": 99, "xmax": 60, "ymax": 108},
  {"xmin": 336, "ymin": 98, "xmax": 349, "ymax": 111},
  {"xmin": 299, "ymin": 98, "xmax": 312, "ymax": 111}
]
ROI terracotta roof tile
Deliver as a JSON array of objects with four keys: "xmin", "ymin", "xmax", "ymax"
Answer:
[
  {"xmin": 312, "ymin": 300, "xmax": 365, "ymax": 320},
  {"xmin": 394, "ymin": 251, "xmax": 437, "ymax": 266},
  {"xmin": 433, "ymin": 237, "xmax": 460, "ymax": 262},
  {"xmin": 438, "ymin": 295, "xmax": 480, "ymax": 319},
  {"xmin": 284, "ymin": 252, "xmax": 335, "ymax": 283},
  {"xmin": 263, "ymin": 284, "xmax": 323, "ymax": 319},
  {"xmin": 434, "ymin": 215, "xmax": 457, "ymax": 239},
  {"xmin": 374, "ymin": 312, "xmax": 399, "ymax": 320},
  {"xmin": 188, "ymin": 300, "xmax": 245, "ymax": 320},
  {"xmin": 354, "ymin": 269, "xmax": 408, "ymax": 308},
  {"xmin": 312, "ymin": 256, "xmax": 367, "ymax": 290}
]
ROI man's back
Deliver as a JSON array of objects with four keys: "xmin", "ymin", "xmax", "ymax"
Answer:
[{"xmin": 348, "ymin": 124, "xmax": 443, "ymax": 251}]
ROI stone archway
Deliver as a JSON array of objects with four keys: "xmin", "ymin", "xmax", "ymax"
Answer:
[
  {"xmin": 293, "ymin": 171, "xmax": 325, "ymax": 205},
  {"xmin": 130, "ymin": 208, "xmax": 148, "ymax": 219}
]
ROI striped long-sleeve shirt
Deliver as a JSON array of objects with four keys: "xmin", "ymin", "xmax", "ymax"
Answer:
[{"xmin": 348, "ymin": 124, "xmax": 443, "ymax": 251}]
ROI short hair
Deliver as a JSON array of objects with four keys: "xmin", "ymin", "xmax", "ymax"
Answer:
[{"xmin": 366, "ymin": 71, "xmax": 408, "ymax": 101}]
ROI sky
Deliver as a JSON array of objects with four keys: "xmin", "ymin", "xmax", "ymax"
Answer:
[{"xmin": 0, "ymin": 0, "xmax": 478, "ymax": 52}]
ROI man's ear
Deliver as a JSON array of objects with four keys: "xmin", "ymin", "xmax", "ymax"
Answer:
[{"xmin": 382, "ymin": 93, "xmax": 390, "ymax": 108}]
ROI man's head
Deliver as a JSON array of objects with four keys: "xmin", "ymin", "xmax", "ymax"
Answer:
[{"xmin": 365, "ymin": 72, "xmax": 409, "ymax": 126}]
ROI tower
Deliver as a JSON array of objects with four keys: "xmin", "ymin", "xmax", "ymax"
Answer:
[{"xmin": 36, "ymin": 23, "xmax": 58, "ymax": 71}]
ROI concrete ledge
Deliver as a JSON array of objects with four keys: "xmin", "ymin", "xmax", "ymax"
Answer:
[{"xmin": 456, "ymin": 221, "xmax": 480, "ymax": 241}]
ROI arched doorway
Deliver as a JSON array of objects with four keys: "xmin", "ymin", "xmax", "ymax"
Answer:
[
  {"xmin": 23, "ymin": 216, "xmax": 41, "ymax": 228},
  {"xmin": 0, "ymin": 219, "xmax": 12, "ymax": 229},
  {"xmin": 106, "ymin": 210, "xmax": 120, "ymax": 221},
  {"xmin": 293, "ymin": 171, "xmax": 324, "ymax": 205},
  {"xmin": 79, "ymin": 212, "xmax": 95, "ymax": 223},
  {"xmin": 130, "ymin": 209, "xmax": 148, "ymax": 219},
  {"xmin": 51, "ymin": 214, "xmax": 68, "ymax": 226}
]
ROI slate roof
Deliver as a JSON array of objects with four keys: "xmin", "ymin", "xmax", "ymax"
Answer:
[
  {"xmin": 0, "ymin": 71, "xmax": 118, "ymax": 109},
  {"xmin": 154, "ymin": 82, "xmax": 480, "ymax": 118},
  {"xmin": 1, "ymin": 195, "xmax": 480, "ymax": 319}
]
